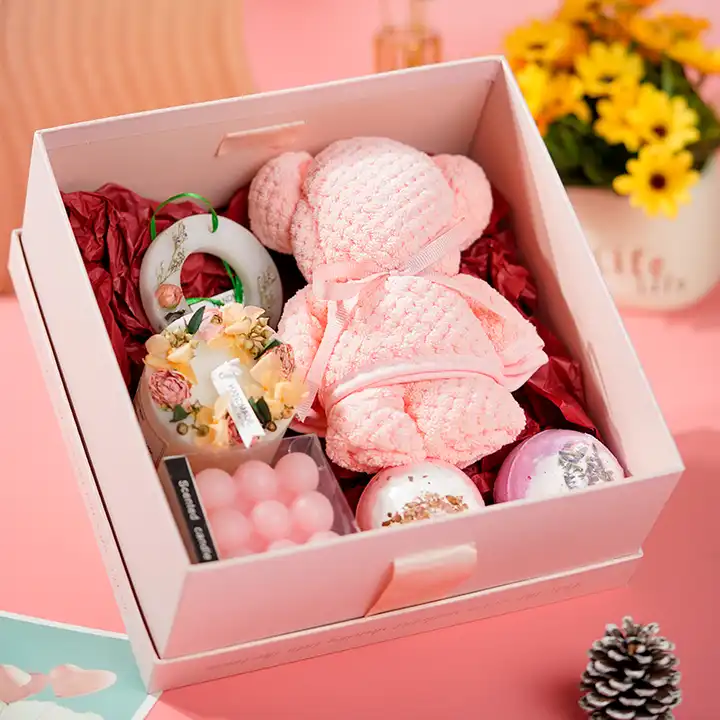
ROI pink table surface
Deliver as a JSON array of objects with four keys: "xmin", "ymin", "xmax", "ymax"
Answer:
[
  {"xmin": 2, "ymin": 286, "xmax": 719, "ymax": 719},
  {"xmin": 3, "ymin": 3, "xmax": 720, "ymax": 715}
]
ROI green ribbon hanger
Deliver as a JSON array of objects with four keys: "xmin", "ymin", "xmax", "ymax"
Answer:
[{"xmin": 149, "ymin": 192, "xmax": 243, "ymax": 305}]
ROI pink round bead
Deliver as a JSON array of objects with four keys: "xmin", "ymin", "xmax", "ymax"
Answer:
[
  {"xmin": 267, "ymin": 539, "xmax": 298, "ymax": 552},
  {"xmin": 226, "ymin": 546, "xmax": 253, "ymax": 559},
  {"xmin": 289, "ymin": 526, "xmax": 311, "ymax": 544},
  {"xmin": 208, "ymin": 508, "xmax": 252, "ymax": 556},
  {"xmin": 275, "ymin": 452, "xmax": 320, "ymax": 498},
  {"xmin": 195, "ymin": 468, "xmax": 236, "ymax": 510},
  {"xmin": 251, "ymin": 500, "xmax": 291, "ymax": 542},
  {"xmin": 290, "ymin": 491, "xmax": 334, "ymax": 535},
  {"xmin": 307, "ymin": 531, "xmax": 339, "ymax": 544},
  {"xmin": 234, "ymin": 460, "xmax": 279, "ymax": 505},
  {"xmin": 246, "ymin": 532, "xmax": 268, "ymax": 554},
  {"xmin": 277, "ymin": 487, "xmax": 297, "ymax": 508}
]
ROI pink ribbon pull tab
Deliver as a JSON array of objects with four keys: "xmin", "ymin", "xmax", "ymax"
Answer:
[{"xmin": 365, "ymin": 543, "xmax": 478, "ymax": 616}]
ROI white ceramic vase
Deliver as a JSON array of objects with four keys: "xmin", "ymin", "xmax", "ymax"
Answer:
[{"xmin": 567, "ymin": 158, "xmax": 720, "ymax": 310}]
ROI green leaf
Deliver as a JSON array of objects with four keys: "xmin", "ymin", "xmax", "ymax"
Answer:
[
  {"xmin": 255, "ymin": 397, "xmax": 272, "ymax": 425},
  {"xmin": 258, "ymin": 338, "xmax": 281, "ymax": 357},
  {"xmin": 171, "ymin": 405, "xmax": 190, "ymax": 422},
  {"xmin": 186, "ymin": 306, "xmax": 205, "ymax": 335},
  {"xmin": 660, "ymin": 57, "xmax": 674, "ymax": 95},
  {"xmin": 248, "ymin": 397, "xmax": 272, "ymax": 425}
]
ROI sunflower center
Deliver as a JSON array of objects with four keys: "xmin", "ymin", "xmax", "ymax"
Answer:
[
  {"xmin": 529, "ymin": 42, "xmax": 546, "ymax": 51},
  {"xmin": 599, "ymin": 74, "xmax": 616, "ymax": 84},
  {"xmin": 653, "ymin": 124, "xmax": 668, "ymax": 138},
  {"xmin": 650, "ymin": 173, "xmax": 667, "ymax": 190}
]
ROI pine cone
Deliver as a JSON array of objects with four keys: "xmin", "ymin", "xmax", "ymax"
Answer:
[{"xmin": 579, "ymin": 617, "xmax": 681, "ymax": 720}]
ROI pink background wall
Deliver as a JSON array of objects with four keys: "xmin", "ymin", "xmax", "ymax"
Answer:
[
  {"xmin": 244, "ymin": 0, "xmax": 720, "ymax": 94},
  {"xmin": 1, "ymin": 2, "xmax": 719, "ymax": 718}
]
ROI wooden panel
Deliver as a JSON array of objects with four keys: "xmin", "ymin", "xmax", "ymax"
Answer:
[{"xmin": 0, "ymin": 0, "xmax": 254, "ymax": 292}]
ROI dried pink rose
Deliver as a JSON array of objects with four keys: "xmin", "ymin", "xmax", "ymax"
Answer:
[
  {"xmin": 267, "ymin": 343, "xmax": 295, "ymax": 378},
  {"xmin": 196, "ymin": 307, "xmax": 223, "ymax": 342},
  {"xmin": 156, "ymin": 283, "xmax": 183, "ymax": 309},
  {"xmin": 148, "ymin": 369, "xmax": 191, "ymax": 408},
  {"xmin": 227, "ymin": 415, "xmax": 243, "ymax": 446}
]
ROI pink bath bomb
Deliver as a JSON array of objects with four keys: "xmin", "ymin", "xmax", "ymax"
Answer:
[
  {"xmin": 290, "ymin": 491, "xmax": 335, "ymax": 535},
  {"xmin": 275, "ymin": 452, "xmax": 320, "ymax": 497},
  {"xmin": 251, "ymin": 500, "xmax": 292, "ymax": 541},
  {"xmin": 356, "ymin": 460, "xmax": 485, "ymax": 531},
  {"xmin": 209, "ymin": 508, "xmax": 252, "ymax": 557},
  {"xmin": 195, "ymin": 468, "xmax": 235, "ymax": 510},
  {"xmin": 494, "ymin": 430, "xmax": 624, "ymax": 503},
  {"xmin": 234, "ymin": 460, "xmax": 279, "ymax": 505}
]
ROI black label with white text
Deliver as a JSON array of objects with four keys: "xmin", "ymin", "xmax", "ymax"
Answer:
[{"xmin": 162, "ymin": 456, "xmax": 219, "ymax": 563}]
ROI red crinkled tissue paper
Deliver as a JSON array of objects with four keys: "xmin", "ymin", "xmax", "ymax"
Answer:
[{"xmin": 63, "ymin": 183, "xmax": 596, "ymax": 501}]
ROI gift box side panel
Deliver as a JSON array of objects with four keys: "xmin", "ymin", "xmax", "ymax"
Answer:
[
  {"xmin": 147, "ymin": 551, "xmax": 641, "ymax": 692},
  {"xmin": 19, "ymin": 135, "xmax": 193, "ymax": 651},
  {"xmin": 470, "ymin": 62, "xmax": 683, "ymax": 484},
  {"xmin": 38, "ymin": 59, "xmax": 497, "ymax": 206},
  {"xmin": 164, "ymin": 464, "xmax": 671, "ymax": 657},
  {"xmin": 8, "ymin": 231, "xmax": 160, "ymax": 687}
]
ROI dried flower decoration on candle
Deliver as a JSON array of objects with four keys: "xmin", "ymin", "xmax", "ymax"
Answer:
[{"xmin": 139, "ymin": 304, "xmax": 307, "ymax": 451}]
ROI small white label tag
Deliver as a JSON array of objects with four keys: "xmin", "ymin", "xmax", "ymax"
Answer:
[
  {"xmin": 210, "ymin": 360, "xmax": 265, "ymax": 448},
  {"xmin": 190, "ymin": 290, "xmax": 236, "ymax": 316},
  {"xmin": 215, "ymin": 289, "xmax": 236, "ymax": 305}
]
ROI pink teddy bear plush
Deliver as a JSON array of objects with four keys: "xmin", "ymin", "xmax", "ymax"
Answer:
[{"xmin": 248, "ymin": 137, "xmax": 547, "ymax": 473}]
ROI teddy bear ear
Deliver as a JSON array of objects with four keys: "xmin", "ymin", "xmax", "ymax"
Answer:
[
  {"xmin": 433, "ymin": 154, "xmax": 493, "ymax": 249},
  {"xmin": 248, "ymin": 151, "xmax": 313, "ymax": 254}
]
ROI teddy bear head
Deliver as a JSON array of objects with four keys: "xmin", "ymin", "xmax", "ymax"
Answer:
[{"xmin": 248, "ymin": 137, "xmax": 493, "ymax": 281}]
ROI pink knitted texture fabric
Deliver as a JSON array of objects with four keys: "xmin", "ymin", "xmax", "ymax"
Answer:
[{"xmin": 249, "ymin": 138, "xmax": 547, "ymax": 473}]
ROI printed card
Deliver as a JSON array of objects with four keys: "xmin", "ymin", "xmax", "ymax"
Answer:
[{"xmin": 0, "ymin": 612, "xmax": 157, "ymax": 720}]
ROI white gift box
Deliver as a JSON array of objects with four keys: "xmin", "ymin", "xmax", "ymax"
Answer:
[{"xmin": 9, "ymin": 57, "xmax": 683, "ymax": 692}]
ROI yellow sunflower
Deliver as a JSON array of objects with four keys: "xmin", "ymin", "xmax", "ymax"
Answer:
[
  {"xmin": 659, "ymin": 13, "xmax": 710, "ymax": 39},
  {"xmin": 613, "ymin": 145, "xmax": 699, "ymax": 218},
  {"xmin": 669, "ymin": 39, "xmax": 720, "ymax": 75},
  {"xmin": 590, "ymin": 14, "xmax": 632, "ymax": 44},
  {"xmin": 616, "ymin": 0, "xmax": 658, "ymax": 10},
  {"xmin": 575, "ymin": 42, "xmax": 644, "ymax": 97},
  {"xmin": 628, "ymin": 13, "xmax": 708, "ymax": 55},
  {"xmin": 557, "ymin": 0, "xmax": 605, "ymax": 24},
  {"xmin": 626, "ymin": 84, "xmax": 699, "ymax": 150},
  {"xmin": 542, "ymin": 73, "xmax": 592, "ymax": 127},
  {"xmin": 595, "ymin": 84, "xmax": 643, "ymax": 151},
  {"xmin": 554, "ymin": 24, "xmax": 590, "ymax": 68},
  {"xmin": 516, "ymin": 63, "xmax": 551, "ymax": 120},
  {"xmin": 505, "ymin": 19, "xmax": 574, "ymax": 67}
]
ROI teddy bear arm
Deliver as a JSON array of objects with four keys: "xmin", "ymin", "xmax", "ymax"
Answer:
[
  {"xmin": 451, "ymin": 274, "xmax": 548, "ymax": 390},
  {"xmin": 278, "ymin": 286, "xmax": 327, "ymax": 377}
]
